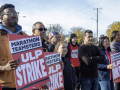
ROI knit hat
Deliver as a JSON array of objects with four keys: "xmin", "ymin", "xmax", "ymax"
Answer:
[
  {"xmin": 49, "ymin": 31, "xmax": 59, "ymax": 39},
  {"xmin": 70, "ymin": 33, "xmax": 77, "ymax": 40}
]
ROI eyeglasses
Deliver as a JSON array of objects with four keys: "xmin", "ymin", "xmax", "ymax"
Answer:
[
  {"xmin": 2, "ymin": 12, "xmax": 19, "ymax": 16},
  {"xmin": 55, "ymin": 35, "xmax": 61, "ymax": 38},
  {"xmin": 104, "ymin": 41, "xmax": 110, "ymax": 43},
  {"xmin": 35, "ymin": 28, "xmax": 47, "ymax": 31}
]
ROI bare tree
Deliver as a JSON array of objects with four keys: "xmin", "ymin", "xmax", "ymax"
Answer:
[{"xmin": 46, "ymin": 24, "xmax": 64, "ymax": 35}]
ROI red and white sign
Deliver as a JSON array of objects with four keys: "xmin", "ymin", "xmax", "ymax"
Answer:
[
  {"xmin": 71, "ymin": 49, "xmax": 78, "ymax": 58},
  {"xmin": 44, "ymin": 52, "xmax": 64, "ymax": 90},
  {"xmin": 8, "ymin": 34, "xmax": 50, "ymax": 90},
  {"xmin": 111, "ymin": 52, "xmax": 120, "ymax": 83},
  {"xmin": 0, "ymin": 83, "xmax": 2, "ymax": 90}
]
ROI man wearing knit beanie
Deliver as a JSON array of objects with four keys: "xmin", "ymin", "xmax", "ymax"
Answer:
[
  {"xmin": 67, "ymin": 33, "xmax": 80, "ymax": 90},
  {"xmin": 48, "ymin": 31, "xmax": 61, "ymax": 52}
]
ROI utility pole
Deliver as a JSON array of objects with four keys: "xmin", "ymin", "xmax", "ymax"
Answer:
[
  {"xmin": 47, "ymin": 24, "xmax": 51, "ymax": 31},
  {"xmin": 93, "ymin": 8, "xmax": 102, "ymax": 42},
  {"xmin": 47, "ymin": 24, "xmax": 52, "ymax": 31}
]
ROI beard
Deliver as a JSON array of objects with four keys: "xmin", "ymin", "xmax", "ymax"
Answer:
[{"xmin": 9, "ymin": 22, "xmax": 18, "ymax": 27}]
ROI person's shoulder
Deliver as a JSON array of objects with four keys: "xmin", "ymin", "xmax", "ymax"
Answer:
[
  {"xmin": 21, "ymin": 31, "xmax": 27, "ymax": 35},
  {"xmin": 99, "ymin": 49, "xmax": 105, "ymax": 54},
  {"xmin": 110, "ymin": 41, "xmax": 117, "ymax": 45},
  {"xmin": 67, "ymin": 42, "xmax": 71, "ymax": 48},
  {"xmin": 92, "ymin": 44, "xmax": 100, "ymax": 50},
  {"xmin": 48, "ymin": 43, "xmax": 53, "ymax": 47},
  {"xmin": 91, "ymin": 44, "xmax": 99, "ymax": 48},
  {"xmin": 43, "ymin": 42, "xmax": 48, "ymax": 47},
  {"xmin": 79, "ymin": 44, "xmax": 86, "ymax": 48},
  {"xmin": 110, "ymin": 41, "xmax": 117, "ymax": 48},
  {"xmin": 77, "ymin": 44, "xmax": 80, "ymax": 47},
  {"xmin": 65, "ymin": 57, "xmax": 70, "ymax": 60},
  {"xmin": 65, "ymin": 57, "xmax": 71, "ymax": 63}
]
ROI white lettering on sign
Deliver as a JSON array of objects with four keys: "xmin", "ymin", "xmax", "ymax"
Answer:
[
  {"xmin": 111, "ymin": 52, "xmax": 120, "ymax": 62},
  {"xmin": 71, "ymin": 49, "xmax": 78, "ymax": 58},
  {"xmin": 45, "ymin": 53, "xmax": 63, "ymax": 90},
  {"xmin": 45, "ymin": 53, "xmax": 61, "ymax": 66},
  {"xmin": 9, "ymin": 36, "xmax": 42, "ymax": 54},
  {"xmin": 49, "ymin": 72, "xmax": 63, "ymax": 90},
  {"xmin": 21, "ymin": 50, "xmax": 42, "ymax": 62},
  {"xmin": 49, "ymin": 64, "xmax": 61, "ymax": 74},
  {"xmin": 112, "ymin": 66, "xmax": 120, "ymax": 79},
  {"xmin": 16, "ymin": 50, "xmax": 47, "ymax": 86},
  {"xmin": 113, "ymin": 60, "xmax": 120, "ymax": 67}
]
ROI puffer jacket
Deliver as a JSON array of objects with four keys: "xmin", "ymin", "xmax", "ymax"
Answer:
[{"xmin": 0, "ymin": 29, "xmax": 27, "ymax": 88}]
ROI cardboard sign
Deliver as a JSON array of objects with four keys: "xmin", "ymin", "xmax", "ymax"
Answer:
[
  {"xmin": 8, "ymin": 34, "xmax": 50, "ymax": 90},
  {"xmin": 111, "ymin": 52, "xmax": 120, "ymax": 83},
  {"xmin": 44, "ymin": 52, "xmax": 64, "ymax": 90}
]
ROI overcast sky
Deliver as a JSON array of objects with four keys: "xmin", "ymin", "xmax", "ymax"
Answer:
[{"xmin": 0, "ymin": 0, "xmax": 119, "ymax": 37}]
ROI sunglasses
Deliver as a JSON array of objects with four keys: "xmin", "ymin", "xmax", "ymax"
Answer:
[
  {"xmin": 55, "ymin": 35, "xmax": 61, "ymax": 38},
  {"xmin": 35, "ymin": 28, "xmax": 47, "ymax": 31}
]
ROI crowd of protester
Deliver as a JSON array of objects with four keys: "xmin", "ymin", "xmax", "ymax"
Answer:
[{"xmin": 0, "ymin": 3, "xmax": 120, "ymax": 90}]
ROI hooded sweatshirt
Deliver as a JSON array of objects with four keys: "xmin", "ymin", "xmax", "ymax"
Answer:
[
  {"xmin": 0, "ymin": 22, "xmax": 22, "ymax": 34},
  {"xmin": 0, "ymin": 22, "xmax": 26, "ymax": 88}
]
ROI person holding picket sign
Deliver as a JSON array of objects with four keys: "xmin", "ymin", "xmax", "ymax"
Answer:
[
  {"xmin": 98, "ymin": 36, "xmax": 114, "ymax": 90},
  {"xmin": 110, "ymin": 31, "xmax": 120, "ymax": 90},
  {"xmin": 54, "ymin": 41, "xmax": 77, "ymax": 90}
]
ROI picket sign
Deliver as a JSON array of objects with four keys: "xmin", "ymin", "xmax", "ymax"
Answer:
[
  {"xmin": 111, "ymin": 52, "xmax": 120, "ymax": 83},
  {"xmin": 8, "ymin": 34, "xmax": 50, "ymax": 90},
  {"xmin": 44, "ymin": 52, "xmax": 64, "ymax": 90}
]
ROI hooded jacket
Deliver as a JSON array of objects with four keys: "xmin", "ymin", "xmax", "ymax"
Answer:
[{"xmin": 0, "ymin": 22, "xmax": 27, "ymax": 88}]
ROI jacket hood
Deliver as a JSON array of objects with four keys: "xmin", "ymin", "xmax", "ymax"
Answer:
[{"xmin": 0, "ymin": 22, "xmax": 22, "ymax": 34}]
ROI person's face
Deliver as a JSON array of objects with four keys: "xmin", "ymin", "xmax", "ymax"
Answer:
[
  {"xmin": 72, "ymin": 37, "xmax": 77, "ymax": 43},
  {"xmin": 33, "ymin": 23, "xmax": 46, "ymax": 38},
  {"xmin": 0, "ymin": 8, "xmax": 18, "ymax": 27},
  {"xmin": 103, "ymin": 39, "xmax": 110, "ymax": 49},
  {"xmin": 83, "ymin": 33, "xmax": 93, "ymax": 44},
  {"xmin": 51, "ymin": 34, "xmax": 61, "ymax": 43},
  {"xmin": 57, "ymin": 43, "xmax": 67, "ymax": 57},
  {"xmin": 115, "ymin": 32, "xmax": 120, "ymax": 42}
]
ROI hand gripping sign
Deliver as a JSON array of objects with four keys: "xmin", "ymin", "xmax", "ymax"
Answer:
[
  {"xmin": 111, "ymin": 52, "xmax": 120, "ymax": 83},
  {"xmin": 8, "ymin": 34, "xmax": 50, "ymax": 90},
  {"xmin": 44, "ymin": 52, "xmax": 64, "ymax": 90}
]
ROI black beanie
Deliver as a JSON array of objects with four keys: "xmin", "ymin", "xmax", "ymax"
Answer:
[{"xmin": 70, "ymin": 33, "xmax": 77, "ymax": 40}]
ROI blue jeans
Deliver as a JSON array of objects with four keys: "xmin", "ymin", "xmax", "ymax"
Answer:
[
  {"xmin": 81, "ymin": 78, "xmax": 98, "ymax": 90},
  {"xmin": 99, "ymin": 79, "xmax": 114, "ymax": 90}
]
